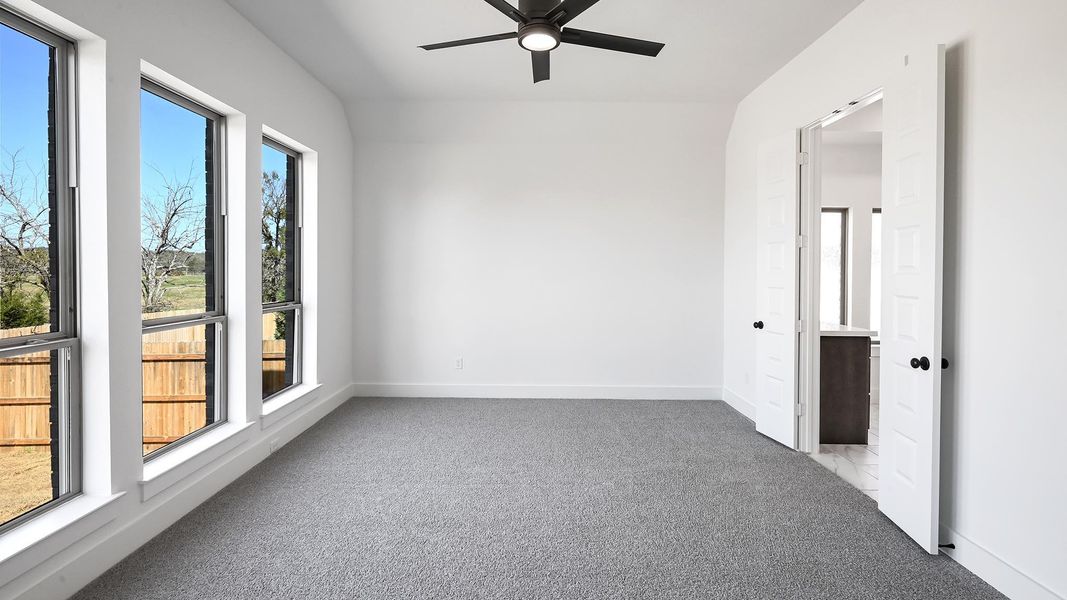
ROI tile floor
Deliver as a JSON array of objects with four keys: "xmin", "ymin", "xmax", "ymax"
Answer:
[{"xmin": 811, "ymin": 402, "xmax": 880, "ymax": 500}]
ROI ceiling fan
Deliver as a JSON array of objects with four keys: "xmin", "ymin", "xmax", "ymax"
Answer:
[{"xmin": 419, "ymin": 0, "xmax": 665, "ymax": 83}]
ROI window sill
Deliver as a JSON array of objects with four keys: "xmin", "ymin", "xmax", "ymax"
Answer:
[
  {"xmin": 0, "ymin": 492, "xmax": 125, "ymax": 588},
  {"xmin": 261, "ymin": 383, "xmax": 323, "ymax": 430},
  {"xmin": 140, "ymin": 421, "xmax": 253, "ymax": 502}
]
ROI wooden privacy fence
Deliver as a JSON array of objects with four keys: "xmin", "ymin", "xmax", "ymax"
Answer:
[
  {"xmin": 0, "ymin": 350, "xmax": 52, "ymax": 451},
  {"xmin": 1, "ymin": 316, "xmax": 287, "ymax": 454}
]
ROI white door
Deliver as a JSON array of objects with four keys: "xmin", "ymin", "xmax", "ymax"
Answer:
[
  {"xmin": 755, "ymin": 131, "xmax": 800, "ymax": 448},
  {"xmin": 879, "ymin": 45, "xmax": 946, "ymax": 554}
]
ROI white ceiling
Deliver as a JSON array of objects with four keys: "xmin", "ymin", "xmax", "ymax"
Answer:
[{"xmin": 225, "ymin": 0, "xmax": 863, "ymax": 103}]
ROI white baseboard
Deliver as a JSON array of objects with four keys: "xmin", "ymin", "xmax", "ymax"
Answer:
[
  {"xmin": 351, "ymin": 383, "xmax": 722, "ymax": 401},
  {"xmin": 940, "ymin": 525, "xmax": 1064, "ymax": 600},
  {"xmin": 5, "ymin": 383, "xmax": 355, "ymax": 600},
  {"xmin": 722, "ymin": 387, "xmax": 756, "ymax": 421}
]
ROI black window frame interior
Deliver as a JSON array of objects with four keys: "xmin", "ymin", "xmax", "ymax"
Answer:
[{"xmin": 139, "ymin": 77, "xmax": 227, "ymax": 460}]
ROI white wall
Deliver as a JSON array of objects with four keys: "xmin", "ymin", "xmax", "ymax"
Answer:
[
  {"xmin": 0, "ymin": 0, "xmax": 354, "ymax": 598},
  {"xmin": 821, "ymin": 139, "xmax": 881, "ymax": 329},
  {"xmin": 350, "ymin": 101, "xmax": 730, "ymax": 400},
  {"xmin": 722, "ymin": 0, "xmax": 1067, "ymax": 598}
]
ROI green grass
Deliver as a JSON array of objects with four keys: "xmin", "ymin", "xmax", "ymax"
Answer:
[{"xmin": 144, "ymin": 274, "xmax": 208, "ymax": 316}]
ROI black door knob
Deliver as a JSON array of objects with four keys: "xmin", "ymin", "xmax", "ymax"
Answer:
[
  {"xmin": 910, "ymin": 357, "xmax": 931, "ymax": 371},
  {"xmin": 753, "ymin": 321, "xmax": 765, "ymax": 330},
  {"xmin": 942, "ymin": 358, "xmax": 950, "ymax": 370}
]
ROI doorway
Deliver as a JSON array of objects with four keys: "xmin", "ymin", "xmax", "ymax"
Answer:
[
  {"xmin": 800, "ymin": 93, "xmax": 884, "ymax": 500},
  {"xmin": 753, "ymin": 45, "xmax": 947, "ymax": 553}
]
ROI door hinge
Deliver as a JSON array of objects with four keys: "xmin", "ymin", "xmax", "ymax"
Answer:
[
  {"xmin": 795, "ymin": 403, "xmax": 805, "ymax": 416},
  {"xmin": 797, "ymin": 151, "xmax": 810, "ymax": 166},
  {"xmin": 796, "ymin": 234, "xmax": 807, "ymax": 248},
  {"xmin": 796, "ymin": 319, "xmax": 805, "ymax": 333}
]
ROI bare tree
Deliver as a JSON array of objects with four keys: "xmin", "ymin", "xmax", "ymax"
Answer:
[
  {"xmin": 0, "ymin": 150, "xmax": 51, "ymax": 294},
  {"xmin": 261, "ymin": 170, "xmax": 287, "ymax": 304},
  {"xmin": 141, "ymin": 168, "xmax": 204, "ymax": 313}
]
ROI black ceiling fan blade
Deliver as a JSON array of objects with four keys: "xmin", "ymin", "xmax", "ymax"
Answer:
[
  {"xmin": 484, "ymin": 0, "xmax": 527, "ymax": 23},
  {"xmin": 545, "ymin": 0, "xmax": 600, "ymax": 25},
  {"xmin": 419, "ymin": 32, "xmax": 518, "ymax": 51},
  {"xmin": 560, "ymin": 28, "xmax": 665, "ymax": 57},
  {"xmin": 532, "ymin": 51, "xmax": 550, "ymax": 83}
]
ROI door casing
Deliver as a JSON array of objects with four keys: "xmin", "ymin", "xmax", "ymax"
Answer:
[{"xmin": 797, "ymin": 90, "xmax": 885, "ymax": 454}]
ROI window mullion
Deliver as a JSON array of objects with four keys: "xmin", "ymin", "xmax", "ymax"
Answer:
[
  {"xmin": 262, "ymin": 302, "xmax": 302, "ymax": 314},
  {"xmin": 141, "ymin": 314, "xmax": 226, "ymax": 336}
]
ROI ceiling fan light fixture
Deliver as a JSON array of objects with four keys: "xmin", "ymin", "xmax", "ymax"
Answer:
[
  {"xmin": 518, "ymin": 24, "xmax": 561, "ymax": 52},
  {"xmin": 418, "ymin": 0, "xmax": 666, "ymax": 83}
]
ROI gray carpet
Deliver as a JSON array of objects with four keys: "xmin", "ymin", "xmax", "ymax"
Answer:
[{"xmin": 73, "ymin": 399, "xmax": 1004, "ymax": 599}]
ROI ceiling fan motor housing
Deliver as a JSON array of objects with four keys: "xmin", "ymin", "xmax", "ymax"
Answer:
[
  {"xmin": 517, "ymin": 0, "xmax": 562, "ymax": 51},
  {"xmin": 518, "ymin": 0, "xmax": 561, "ymax": 18}
]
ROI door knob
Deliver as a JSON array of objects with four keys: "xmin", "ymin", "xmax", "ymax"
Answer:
[
  {"xmin": 910, "ymin": 357, "xmax": 931, "ymax": 371},
  {"xmin": 942, "ymin": 358, "xmax": 950, "ymax": 370},
  {"xmin": 753, "ymin": 321, "xmax": 765, "ymax": 330}
]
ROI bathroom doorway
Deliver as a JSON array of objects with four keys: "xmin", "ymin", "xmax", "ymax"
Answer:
[{"xmin": 799, "ymin": 92, "xmax": 884, "ymax": 500}]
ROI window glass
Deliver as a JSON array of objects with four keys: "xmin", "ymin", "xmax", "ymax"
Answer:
[
  {"xmin": 0, "ymin": 22, "xmax": 58, "ymax": 338},
  {"xmin": 261, "ymin": 143, "xmax": 296, "ymax": 304},
  {"xmin": 261, "ymin": 139, "xmax": 301, "ymax": 401},
  {"xmin": 142, "ymin": 323, "xmax": 219, "ymax": 456},
  {"xmin": 0, "ymin": 348, "xmax": 58, "ymax": 525},
  {"xmin": 870, "ymin": 210, "xmax": 882, "ymax": 334},
  {"xmin": 820, "ymin": 209, "xmax": 847, "ymax": 325},
  {"xmin": 140, "ymin": 81, "xmax": 224, "ymax": 457},
  {"xmin": 140, "ymin": 89, "xmax": 215, "ymax": 320},
  {"xmin": 0, "ymin": 14, "xmax": 77, "ymax": 529},
  {"xmin": 262, "ymin": 309, "xmax": 297, "ymax": 399}
]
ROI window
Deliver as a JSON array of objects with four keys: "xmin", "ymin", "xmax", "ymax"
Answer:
[
  {"xmin": 261, "ymin": 138, "xmax": 301, "ymax": 401},
  {"xmin": 820, "ymin": 208, "xmax": 847, "ymax": 325},
  {"xmin": 0, "ymin": 10, "xmax": 78, "ymax": 530},
  {"xmin": 870, "ymin": 209, "xmax": 882, "ymax": 334},
  {"xmin": 140, "ymin": 80, "xmax": 225, "ymax": 457}
]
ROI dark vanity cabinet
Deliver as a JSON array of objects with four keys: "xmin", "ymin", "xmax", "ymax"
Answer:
[{"xmin": 819, "ymin": 335, "xmax": 872, "ymax": 444}]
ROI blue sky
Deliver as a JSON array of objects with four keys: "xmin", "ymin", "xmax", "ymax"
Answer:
[
  {"xmin": 0, "ymin": 23, "xmax": 50, "ymax": 197},
  {"xmin": 3, "ymin": 20, "xmax": 286, "ymax": 259},
  {"xmin": 141, "ymin": 94, "xmax": 289, "ymax": 256},
  {"xmin": 263, "ymin": 142, "xmax": 287, "ymax": 182},
  {"xmin": 140, "ymin": 88, "xmax": 210, "ymax": 252}
]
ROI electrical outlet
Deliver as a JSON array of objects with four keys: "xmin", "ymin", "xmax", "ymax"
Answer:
[{"xmin": 455, "ymin": 357, "xmax": 464, "ymax": 370}]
